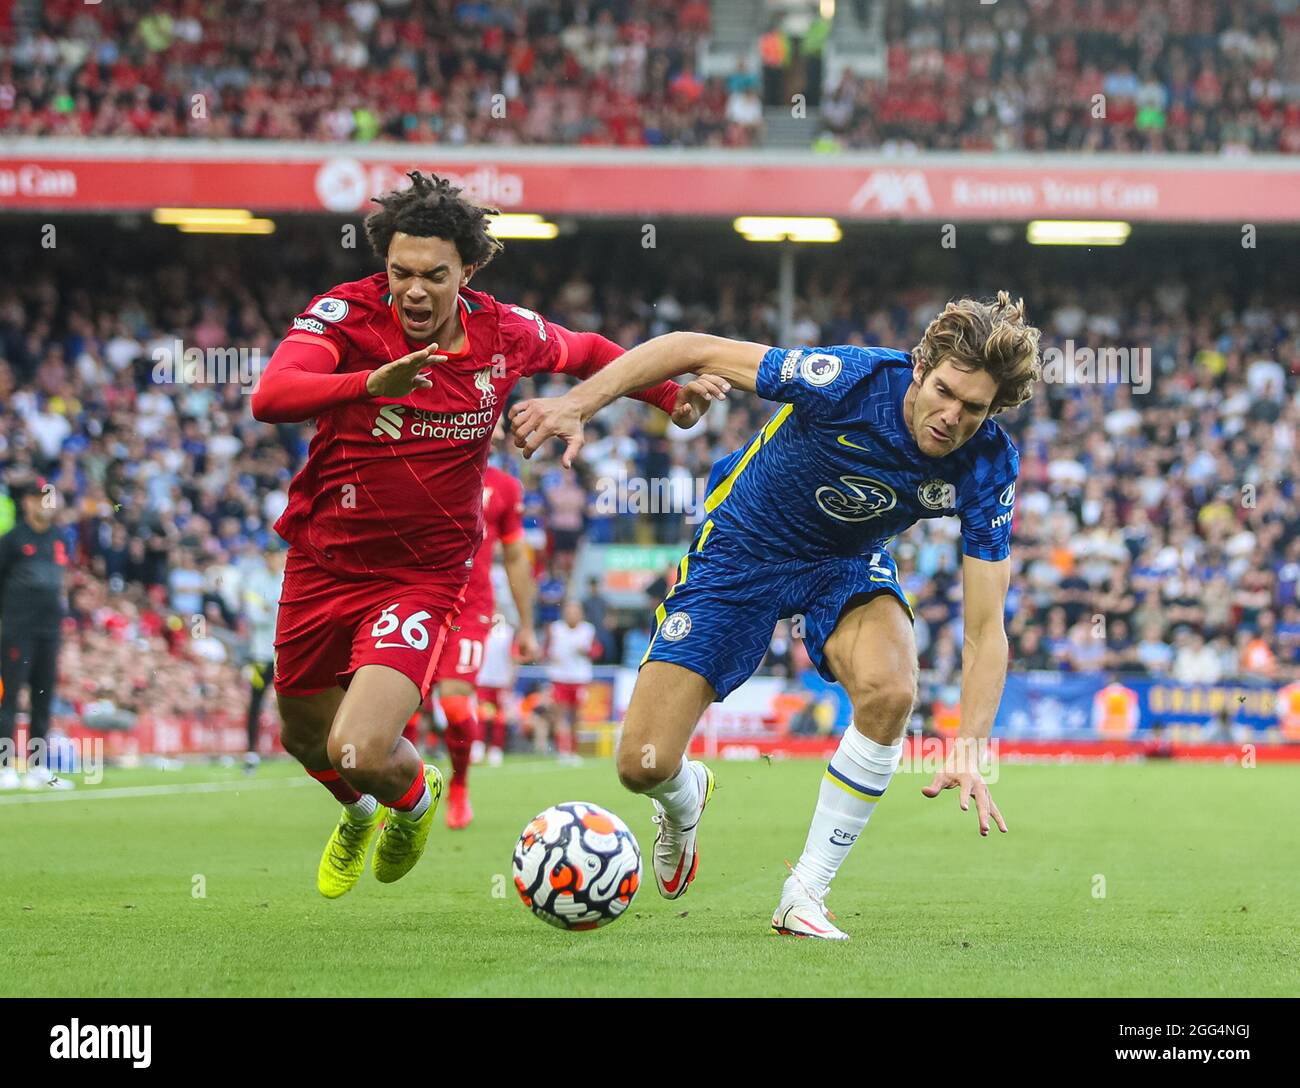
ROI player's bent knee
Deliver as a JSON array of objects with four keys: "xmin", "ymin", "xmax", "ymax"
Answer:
[
  {"xmin": 850, "ymin": 676, "xmax": 917, "ymax": 740},
  {"xmin": 277, "ymin": 702, "xmax": 332, "ymax": 762},
  {"xmin": 326, "ymin": 725, "xmax": 391, "ymax": 777},
  {"xmin": 615, "ymin": 744, "xmax": 674, "ymax": 793},
  {"xmin": 279, "ymin": 720, "xmax": 315, "ymax": 760}
]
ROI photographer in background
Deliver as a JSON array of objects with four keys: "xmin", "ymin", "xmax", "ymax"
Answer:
[{"xmin": 0, "ymin": 477, "xmax": 70, "ymax": 790}]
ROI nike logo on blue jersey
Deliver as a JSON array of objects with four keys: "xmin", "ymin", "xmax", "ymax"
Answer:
[{"xmin": 837, "ymin": 434, "xmax": 871, "ymax": 452}]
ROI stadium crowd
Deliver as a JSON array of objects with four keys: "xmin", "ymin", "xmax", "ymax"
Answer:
[
  {"xmin": 1, "ymin": 226, "xmax": 1298, "ymax": 742},
  {"xmin": 817, "ymin": 0, "xmax": 1300, "ymax": 154},
  {"xmin": 1, "ymin": 0, "xmax": 733, "ymax": 147},
  {"xmin": 3, "ymin": 0, "xmax": 1298, "ymax": 153}
]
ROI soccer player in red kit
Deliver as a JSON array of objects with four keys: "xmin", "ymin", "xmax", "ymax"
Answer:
[
  {"xmin": 424, "ymin": 423, "xmax": 535, "ymax": 830},
  {"xmin": 250, "ymin": 172, "xmax": 724, "ymax": 898}
]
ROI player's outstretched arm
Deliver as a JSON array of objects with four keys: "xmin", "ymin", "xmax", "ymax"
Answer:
[
  {"xmin": 251, "ymin": 340, "xmax": 442, "ymax": 423},
  {"xmin": 510, "ymin": 331, "xmax": 764, "ymax": 466},
  {"xmin": 921, "ymin": 554, "xmax": 1011, "ymax": 836},
  {"xmin": 557, "ymin": 328, "xmax": 683, "ymax": 418}
]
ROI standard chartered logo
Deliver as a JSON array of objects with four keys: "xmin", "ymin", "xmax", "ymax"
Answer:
[
  {"xmin": 411, "ymin": 407, "xmax": 494, "ymax": 439},
  {"xmin": 370, "ymin": 403, "xmax": 494, "ymax": 442},
  {"xmin": 371, "ymin": 405, "xmax": 405, "ymax": 439}
]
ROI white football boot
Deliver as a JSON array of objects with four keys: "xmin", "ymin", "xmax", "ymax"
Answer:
[
  {"xmin": 650, "ymin": 761, "xmax": 715, "ymax": 899},
  {"xmin": 771, "ymin": 870, "xmax": 850, "ymax": 940}
]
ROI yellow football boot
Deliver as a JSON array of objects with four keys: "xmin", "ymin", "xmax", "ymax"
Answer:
[
  {"xmin": 317, "ymin": 805, "xmax": 381, "ymax": 899},
  {"xmin": 372, "ymin": 765, "xmax": 443, "ymax": 884}
]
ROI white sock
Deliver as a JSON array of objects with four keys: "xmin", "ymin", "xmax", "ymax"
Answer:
[
  {"xmin": 791, "ymin": 730, "xmax": 902, "ymax": 896},
  {"xmin": 344, "ymin": 794, "xmax": 377, "ymax": 821},
  {"xmin": 393, "ymin": 780, "xmax": 432, "ymax": 821},
  {"xmin": 646, "ymin": 759, "xmax": 702, "ymax": 825}
]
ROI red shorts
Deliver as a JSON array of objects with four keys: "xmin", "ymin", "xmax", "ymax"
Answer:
[
  {"xmin": 551, "ymin": 681, "xmax": 586, "ymax": 709},
  {"xmin": 273, "ymin": 550, "xmax": 467, "ymax": 699},
  {"xmin": 433, "ymin": 601, "xmax": 493, "ymax": 686}
]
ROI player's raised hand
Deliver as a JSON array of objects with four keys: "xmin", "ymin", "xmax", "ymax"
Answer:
[
  {"xmin": 366, "ymin": 345, "xmax": 444, "ymax": 399},
  {"xmin": 670, "ymin": 375, "xmax": 730, "ymax": 428},
  {"xmin": 509, "ymin": 393, "xmax": 586, "ymax": 468},
  {"xmin": 921, "ymin": 764, "xmax": 1008, "ymax": 837}
]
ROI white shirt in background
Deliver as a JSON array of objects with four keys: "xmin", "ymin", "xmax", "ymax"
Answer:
[
  {"xmin": 547, "ymin": 620, "xmax": 596, "ymax": 685},
  {"xmin": 243, "ymin": 563, "xmax": 285, "ymax": 663},
  {"xmin": 478, "ymin": 620, "xmax": 516, "ymax": 690}
]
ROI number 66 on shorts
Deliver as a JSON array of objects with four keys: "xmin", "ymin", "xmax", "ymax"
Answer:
[{"xmin": 272, "ymin": 548, "xmax": 467, "ymax": 698}]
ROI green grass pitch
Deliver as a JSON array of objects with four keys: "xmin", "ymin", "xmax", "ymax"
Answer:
[{"xmin": 2, "ymin": 756, "xmax": 1297, "ymax": 997}]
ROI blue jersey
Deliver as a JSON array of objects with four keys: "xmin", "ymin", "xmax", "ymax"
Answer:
[{"xmin": 700, "ymin": 345, "xmax": 1019, "ymax": 563}]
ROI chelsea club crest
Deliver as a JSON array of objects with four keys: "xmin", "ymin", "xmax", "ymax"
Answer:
[{"xmin": 917, "ymin": 478, "xmax": 955, "ymax": 511}]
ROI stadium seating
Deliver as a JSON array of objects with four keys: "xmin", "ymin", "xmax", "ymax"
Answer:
[
  {"xmin": 1, "ymin": 229, "xmax": 1296, "ymax": 727},
  {"xmin": 4, "ymin": 0, "xmax": 1297, "ymax": 152}
]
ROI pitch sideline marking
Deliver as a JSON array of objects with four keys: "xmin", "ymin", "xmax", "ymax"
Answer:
[
  {"xmin": 0, "ymin": 777, "xmax": 316, "ymax": 805},
  {"xmin": 0, "ymin": 758, "xmax": 589, "ymax": 805}
]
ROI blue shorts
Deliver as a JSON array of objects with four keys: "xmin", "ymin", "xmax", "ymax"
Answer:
[{"xmin": 641, "ymin": 534, "xmax": 913, "ymax": 701}]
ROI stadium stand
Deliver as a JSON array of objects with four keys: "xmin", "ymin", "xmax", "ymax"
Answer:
[
  {"xmin": 4, "ymin": 0, "xmax": 1298, "ymax": 152},
  {"xmin": 821, "ymin": 0, "xmax": 1300, "ymax": 154},
  {"xmin": 1, "ymin": 0, "xmax": 732, "ymax": 146}
]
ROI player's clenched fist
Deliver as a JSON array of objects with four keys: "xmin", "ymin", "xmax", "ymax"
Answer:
[
  {"xmin": 366, "ymin": 345, "xmax": 446, "ymax": 398},
  {"xmin": 514, "ymin": 626, "xmax": 540, "ymax": 663}
]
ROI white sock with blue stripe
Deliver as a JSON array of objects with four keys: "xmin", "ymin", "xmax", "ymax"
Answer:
[{"xmin": 791, "ymin": 729, "xmax": 903, "ymax": 896}]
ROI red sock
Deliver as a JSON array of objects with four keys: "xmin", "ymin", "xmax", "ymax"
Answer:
[
  {"xmin": 478, "ymin": 689, "xmax": 506, "ymax": 750},
  {"xmin": 383, "ymin": 767, "xmax": 428, "ymax": 812},
  {"xmin": 307, "ymin": 767, "xmax": 361, "ymax": 805},
  {"xmin": 440, "ymin": 693, "xmax": 476, "ymax": 787},
  {"xmin": 490, "ymin": 712, "xmax": 506, "ymax": 751}
]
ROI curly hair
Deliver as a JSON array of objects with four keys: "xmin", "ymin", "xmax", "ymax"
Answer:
[
  {"xmin": 912, "ymin": 291, "xmax": 1041, "ymax": 414},
  {"xmin": 364, "ymin": 171, "xmax": 504, "ymax": 270}
]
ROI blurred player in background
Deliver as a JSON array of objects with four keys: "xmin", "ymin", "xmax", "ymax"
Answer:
[
  {"xmin": 475, "ymin": 615, "xmax": 516, "ymax": 766},
  {"xmin": 241, "ymin": 543, "xmax": 287, "ymax": 774},
  {"xmin": 520, "ymin": 684, "xmax": 559, "ymax": 756},
  {"xmin": 513, "ymin": 293, "xmax": 1039, "ymax": 938},
  {"xmin": 543, "ymin": 599, "xmax": 598, "ymax": 762},
  {"xmin": 420, "ymin": 422, "xmax": 537, "ymax": 829},
  {"xmin": 0, "ymin": 478, "xmax": 69, "ymax": 791},
  {"xmin": 250, "ymin": 171, "xmax": 715, "ymax": 898}
]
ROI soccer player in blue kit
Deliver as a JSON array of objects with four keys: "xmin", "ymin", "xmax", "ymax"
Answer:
[{"xmin": 511, "ymin": 293, "xmax": 1041, "ymax": 939}]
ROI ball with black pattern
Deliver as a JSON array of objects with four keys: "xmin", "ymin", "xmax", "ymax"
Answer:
[{"xmin": 512, "ymin": 801, "xmax": 642, "ymax": 931}]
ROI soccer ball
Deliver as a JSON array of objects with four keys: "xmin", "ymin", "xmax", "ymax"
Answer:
[{"xmin": 512, "ymin": 801, "xmax": 642, "ymax": 931}]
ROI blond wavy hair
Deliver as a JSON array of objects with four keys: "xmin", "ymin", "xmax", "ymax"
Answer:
[{"xmin": 911, "ymin": 291, "xmax": 1041, "ymax": 414}]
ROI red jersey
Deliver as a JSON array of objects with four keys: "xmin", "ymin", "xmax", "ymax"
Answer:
[
  {"xmin": 462, "ymin": 463, "xmax": 524, "ymax": 620},
  {"xmin": 253, "ymin": 272, "xmax": 678, "ymax": 583}
]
